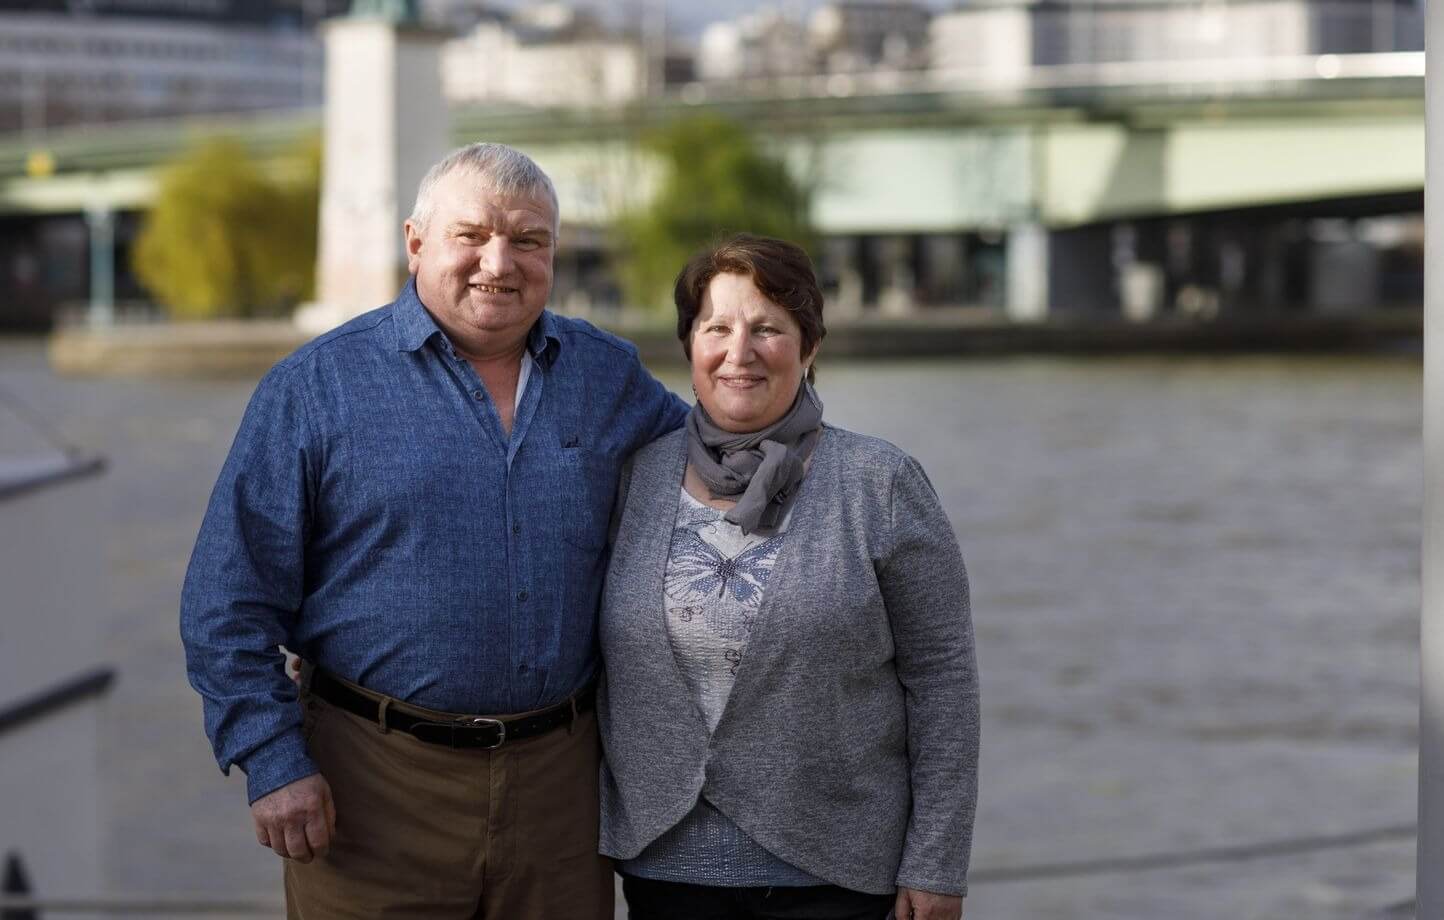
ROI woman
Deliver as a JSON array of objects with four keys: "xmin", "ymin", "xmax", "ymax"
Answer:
[{"xmin": 598, "ymin": 234, "xmax": 979, "ymax": 920}]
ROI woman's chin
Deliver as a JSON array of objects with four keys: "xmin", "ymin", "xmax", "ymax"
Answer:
[{"xmin": 708, "ymin": 407, "xmax": 778, "ymax": 434}]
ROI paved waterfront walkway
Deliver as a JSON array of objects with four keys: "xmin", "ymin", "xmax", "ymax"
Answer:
[{"xmin": 0, "ymin": 339, "xmax": 1420, "ymax": 918}]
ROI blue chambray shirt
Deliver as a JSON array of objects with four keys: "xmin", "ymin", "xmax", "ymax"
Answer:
[{"xmin": 180, "ymin": 279, "xmax": 688, "ymax": 803}]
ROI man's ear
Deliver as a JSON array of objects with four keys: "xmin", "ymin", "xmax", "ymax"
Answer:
[{"xmin": 403, "ymin": 220, "xmax": 423, "ymax": 274}]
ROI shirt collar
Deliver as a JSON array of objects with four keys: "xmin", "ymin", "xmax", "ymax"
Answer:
[{"xmin": 393, "ymin": 276, "xmax": 562, "ymax": 368}]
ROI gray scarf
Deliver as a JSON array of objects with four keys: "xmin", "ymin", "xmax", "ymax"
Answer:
[{"xmin": 686, "ymin": 381, "xmax": 824, "ymax": 534}]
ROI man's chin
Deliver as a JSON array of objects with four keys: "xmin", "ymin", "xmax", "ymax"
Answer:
[{"xmin": 460, "ymin": 300, "xmax": 544, "ymax": 333}]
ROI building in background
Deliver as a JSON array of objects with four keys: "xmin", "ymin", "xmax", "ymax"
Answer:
[
  {"xmin": 931, "ymin": 0, "xmax": 1423, "ymax": 80},
  {"xmin": 0, "ymin": 0, "xmax": 350, "ymax": 134},
  {"xmin": 442, "ymin": 3, "xmax": 647, "ymax": 107},
  {"xmin": 698, "ymin": 0, "xmax": 932, "ymax": 82},
  {"xmin": 0, "ymin": 0, "xmax": 662, "ymax": 133},
  {"xmin": 696, "ymin": 8, "xmax": 815, "ymax": 82},
  {"xmin": 809, "ymin": 0, "xmax": 932, "ymax": 73},
  {"xmin": 0, "ymin": 0, "xmax": 1426, "ymax": 327}
]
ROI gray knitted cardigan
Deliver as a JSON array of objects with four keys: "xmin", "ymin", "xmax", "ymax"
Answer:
[{"xmin": 598, "ymin": 425, "xmax": 979, "ymax": 896}]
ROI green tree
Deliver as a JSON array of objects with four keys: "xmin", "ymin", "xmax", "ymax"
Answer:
[
  {"xmin": 272, "ymin": 133, "xmax": 322, "ymax": 307},
  {"xmin": 133, "ymin": 135, "xmax": 320, "ymax": 319},
  {"xmin": 617, "ymin": 115, "xmax": 812, "ymax": 311}
]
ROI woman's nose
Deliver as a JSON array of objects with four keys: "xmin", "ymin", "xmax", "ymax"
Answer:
[{"xmin": 724, "ymin": 330, "xmax": 754, "ymax": 364}]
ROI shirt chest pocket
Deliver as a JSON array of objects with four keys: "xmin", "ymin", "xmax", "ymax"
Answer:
[{"xmin": 553, "ymin": 435, "xmax": 619, "ymax": 551}]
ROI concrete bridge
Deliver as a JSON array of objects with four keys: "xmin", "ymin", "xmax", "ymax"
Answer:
[{"xmin": 0, "ymin": 51, "xmax": 1423, "ymax": 326}]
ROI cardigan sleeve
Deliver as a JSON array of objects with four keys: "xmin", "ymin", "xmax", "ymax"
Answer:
[{"xmin": 879, "ymin": 455, "xmax": 980, "ymax": 897}]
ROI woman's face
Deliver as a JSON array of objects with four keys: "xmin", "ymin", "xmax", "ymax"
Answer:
[{"xmin": 689, "ymin": 272, "xmax": 815, "ymax": 433}]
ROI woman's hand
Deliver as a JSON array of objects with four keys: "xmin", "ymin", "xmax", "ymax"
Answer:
[{"xmin": 894, "ymin": 887, "xmax": 962, "ymax": 920}]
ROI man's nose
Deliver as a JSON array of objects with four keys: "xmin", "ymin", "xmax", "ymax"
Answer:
[{"xmin": 478, "ymin": 237, "xmax": 513, "ymax": 276}]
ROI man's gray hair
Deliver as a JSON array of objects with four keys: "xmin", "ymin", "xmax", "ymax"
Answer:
[{"xmin": 408, "ymin": 143, "xmax": 559, "ymax": 232}]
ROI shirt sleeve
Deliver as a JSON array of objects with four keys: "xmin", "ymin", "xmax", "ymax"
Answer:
[
  {"xmin": 179, "ymin": 363, "xmax": 319, "ymax": 804},
  {"xmin": 879, "ymin": 455, "xmax": 980, "ymax": 897},
  {"xmin": 628, "ymin": 355, "xmax": 689, "ymax": 444}
]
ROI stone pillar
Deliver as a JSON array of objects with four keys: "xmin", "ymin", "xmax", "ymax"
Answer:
[
  {"xmin": 1419, "ymin": 0, "xmax": 1443, "ymax": 912},
  {"xmin": 300, "ymin": 15, "xmax": 451, "ymax": 333},
  {"xmin": 877, "ymin": 236, "xmax": 916, "ymax": 317},
  {"xmin": 1119, "ymin": 263, "xmax": 1164, "ymax": 323},
  {"xmin": 85, "ymin": 203, "xmax": 114, "ymax": 327},
  {"xmin": 821, "ymin": 237, "xmax": 863, "ymax": 319},
  {"xmin": 1006, "ymin": 221, "xmax": 1049, "ymax": 322}
]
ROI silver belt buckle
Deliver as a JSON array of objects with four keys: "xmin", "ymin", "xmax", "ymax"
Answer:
[{"xmin": 462, "ymin": 716, "xmax": 507, "ymax": 749}]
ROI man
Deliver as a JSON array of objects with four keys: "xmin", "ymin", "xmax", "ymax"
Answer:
[{"xmin": 181, "ymin": 143, "xmax": 687, "ymax": 918}]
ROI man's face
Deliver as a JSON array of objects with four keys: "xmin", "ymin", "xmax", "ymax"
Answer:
[{"xmin": 404, "ymin": 168, "xmax": 556, "ymax": 352}]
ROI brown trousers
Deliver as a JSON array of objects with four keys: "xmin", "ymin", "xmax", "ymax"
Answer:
[{"xmin": 284, "ymin": 680, "xmax": 615, "ymax": 919}]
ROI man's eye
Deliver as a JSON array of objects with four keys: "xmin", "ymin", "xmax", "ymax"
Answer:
[{"xmin": 514, "ymin": 238, "xmax": 539, "ymax": 251}]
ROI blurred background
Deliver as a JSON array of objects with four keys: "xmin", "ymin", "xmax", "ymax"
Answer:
[{"xmin": 0, "ymin": 0, "xmax": 1425, "ymax": 917}]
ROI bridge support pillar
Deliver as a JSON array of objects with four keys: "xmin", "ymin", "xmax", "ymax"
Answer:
[
  {"xmin": 1005, "ymin": 221, "xmax": 1048, "ymax": 322},
  {"xmin": 1421, "ymin": 0, "xmax": 1443, "ymax": 913},
  {"xmin": 85, "ymin": 204, "xmax": 114, "ymax": 327},
  {"xmin": 300, "ymin": 13, "xmax": 450, "ymax": 333}
]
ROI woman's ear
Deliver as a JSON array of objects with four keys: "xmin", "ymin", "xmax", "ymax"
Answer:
[{"xmin": 803, "ymin": 343, "xmax": 820, "ymax": 371}]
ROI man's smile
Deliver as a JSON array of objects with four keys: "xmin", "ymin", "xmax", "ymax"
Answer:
[{"xmin": 469, "ymin": 283, "xmax": 517, "ymax": 294}]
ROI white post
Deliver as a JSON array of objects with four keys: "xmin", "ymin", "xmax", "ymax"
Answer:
[
  {"xmin": 1419, "ymin": 0, "xmax": 1443, "ymax": 913},
  {"xmin": 85, "ymin": 203, "xmax": 114, "ymax": 327},
  {"xmin": 1006, "ymin": 221, "xmax": 1049, "ymax": 322}
]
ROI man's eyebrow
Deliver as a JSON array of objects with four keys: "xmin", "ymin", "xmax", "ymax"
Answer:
[{"xmin": 444, "ymin": 221, "xmax": 552, "ymax": 240}]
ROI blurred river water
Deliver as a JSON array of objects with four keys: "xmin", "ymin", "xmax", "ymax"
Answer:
[{"xmin": 0, "ymin": 338, "xmax": 1420, "ymax": 919}]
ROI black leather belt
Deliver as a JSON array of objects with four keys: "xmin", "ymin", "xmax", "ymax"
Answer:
[{"xmin": 308, "ymin": 668, "xmax": 594, "ymax": 750}]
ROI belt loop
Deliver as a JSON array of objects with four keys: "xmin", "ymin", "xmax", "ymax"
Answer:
[
  {"xmin": 567, "ymin": 693, "xmax": 578, "ymax": 735},
  {"xmin": 376, "ymin": 697, "xmax": 392, "ymax": 734}
]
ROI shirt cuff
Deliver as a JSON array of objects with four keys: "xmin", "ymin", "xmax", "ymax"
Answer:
[{"xmin": 238, "ymin": 728, "xmax": 319, "ymax": 805}]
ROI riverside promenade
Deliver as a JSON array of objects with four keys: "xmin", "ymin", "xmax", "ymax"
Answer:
[
  {"xmin": 45, "ymin": 309, "xmax": 1423, "ymax": 377},
  {"xmin": 0, "ymin": 336, "xmax": 1421, "ymax": 918}
]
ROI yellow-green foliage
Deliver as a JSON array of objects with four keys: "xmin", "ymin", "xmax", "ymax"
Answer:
[
  {"xmin": 618, "ymin": 115, "xmax": 812, "ymax": 312},
  {"xmin": 133, "ymin": 135, "xmax": 320, "ymax": 319}
]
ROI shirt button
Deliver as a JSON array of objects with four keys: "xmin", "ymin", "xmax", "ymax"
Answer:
[
  {"xmin": 472, "ymin": 389, "xmax": 484, "ymax": 400},
  {"xmin": 512, "ymin": 524, "xmax": 521, "ymax": 535},
  {"xmin": 518, "ymin": 664, "xmax": 529, "ymax": 674},
  {"xmin": 517, "ymin": 590, "xmax": 528, "ymax": 602}
]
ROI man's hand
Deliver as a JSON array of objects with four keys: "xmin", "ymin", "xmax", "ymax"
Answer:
[
  {"xmin": 251, "ymin": 773, "xmax": 335, "ymax": 863},
  {"xmin": 894, "ymin": 887, "xmax": 963, "ymax": 920},
  {"xmin": 284, "ymin": 649, "xmax": 304, "ymax": 687}
]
